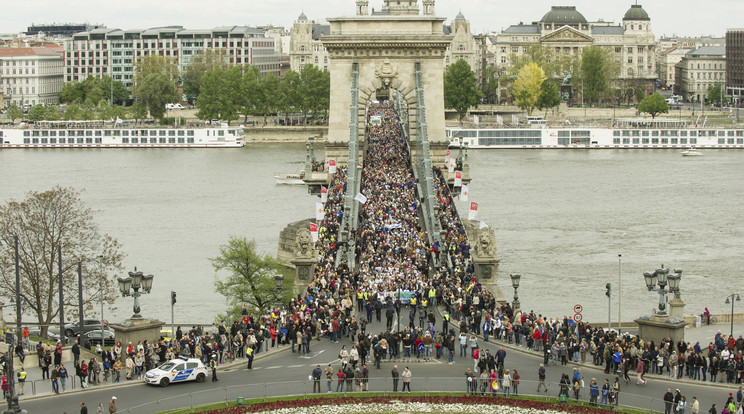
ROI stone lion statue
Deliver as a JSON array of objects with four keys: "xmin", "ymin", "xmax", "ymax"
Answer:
[
  {"xmin": 295, "ymin": 228, "xmax": 314, "ymax": 258},
  {"xmin": 474, "ymin": 227, "xmax": 497, "ymax": 258}
]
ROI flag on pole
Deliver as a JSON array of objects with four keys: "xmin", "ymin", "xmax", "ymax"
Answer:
[
  {"xmin": 309, "ymin": 223, "xmax": 318, "ymax": 243},
  {"xmin": 328, "ymin": 159, "xmax": 336, "ymax": 174},
  {"xmin": 447, "ymin": 157, "xmax": 456, "ymax": 173},
  {"xmin": 454, "ymin": 171, "xmax": 462, "ymax": 187},
  {"xmin": 445, "ymin": 149, "xmax": 451, "ymax": 162},
  {"xmin": 468, "ymin": 202, "xmax": 479, "ymax": 221},
  {"xmin": 315, "ymin": 202, "xmax": 325, "ymax": 221},
  {"xmin": 460, "ymin": 184, "xmax": 469, "ymax": 201},
  {"xmin": 354, "ymin": 193, "xmax": 368, "ymax": 204},
  {"xmin": 320, "ymin": 186, "xmax": 328, "ymax": 203}
]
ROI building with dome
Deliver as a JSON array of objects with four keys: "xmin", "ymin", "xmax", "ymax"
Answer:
[{"xmin": 490, "ymin": 4, "xmax": 657, "ymax": 96}]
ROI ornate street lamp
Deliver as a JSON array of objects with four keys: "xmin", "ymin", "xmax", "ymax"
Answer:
[
  {"xmin": 642, "ymin": 265, "xmax": 681, "ymax": 317},
  {"xmin": 725, "ymin": 293, "xmax": 741, "ymax": 338},
  {"xmin": 117, "ymin": 267, "xmax": 154, "ymax": 320},
  {"xmin": 510, "ymin": 273, "xmax": 521, "ymax": 313}
]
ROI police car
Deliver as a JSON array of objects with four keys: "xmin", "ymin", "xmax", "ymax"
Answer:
[{"xmin": 144, "ymin": 357, "xmax": 207, "ymax": 386}]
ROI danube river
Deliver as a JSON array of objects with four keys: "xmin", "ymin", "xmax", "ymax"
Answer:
[{"xmin": 2, "ymin": 145, "xmax": 743, "ymax": 326}]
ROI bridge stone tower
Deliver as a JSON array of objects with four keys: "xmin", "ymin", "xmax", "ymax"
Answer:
[{"xmin": 321, "ymin": 0, "xmax": 452, "ymax": 166}]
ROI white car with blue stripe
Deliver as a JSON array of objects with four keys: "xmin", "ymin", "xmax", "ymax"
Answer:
[{"xmin": 144, "ymin": 357, "xmax": 207, "ymax": 386}]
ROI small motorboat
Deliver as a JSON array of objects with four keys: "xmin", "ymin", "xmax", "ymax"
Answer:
[
  {"xmin": 681, "ymin": 147, "xmax": 702, "ymax": 157},
  {"xmin": 274, "ymin": 172, "xmax": 305, "ymax": 185}
]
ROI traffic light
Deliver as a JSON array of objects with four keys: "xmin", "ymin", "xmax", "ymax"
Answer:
[
  {"xmin": 605, "ymin": 283, "xmax": 611, "ymax": 298},
  {"xmin": 171, "ymin": 291, "xmax": 177, "ymax": 305}
]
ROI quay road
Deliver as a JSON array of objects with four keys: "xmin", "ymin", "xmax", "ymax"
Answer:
[{"xmin": 7, "ymin": 308, "xmax": 740, "ymax": 413}]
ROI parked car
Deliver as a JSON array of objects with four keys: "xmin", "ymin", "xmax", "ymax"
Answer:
[
  {"xmin": 165, "ymin": 103, "xmax": 185, "ymax": 110},
  {"xmin": 64, "ymin": 319, "xmax": 108, "ymax": 338},
  {"xmin": 144, "ymin": 357, "xmax": 207, "ymax": 387},
  {"xmin": 82, "ymin": 329, "xmax": 116, "ymax": 347}
]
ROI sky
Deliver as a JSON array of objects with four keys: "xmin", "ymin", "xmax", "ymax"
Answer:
[{"xmin": 6, "ymin": 0, "xmax": 743, "ymax": 38}]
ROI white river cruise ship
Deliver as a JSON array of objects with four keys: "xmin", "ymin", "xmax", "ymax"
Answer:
[
  {"xmin": 0, "ymin": 120, "xmax": 245, "ymax": 148},
  {"xmin": 448, "ymin": 118, "xmax": 744, "ymax": 149}
]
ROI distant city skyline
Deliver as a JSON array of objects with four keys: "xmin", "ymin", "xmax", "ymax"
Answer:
[{"xmin": 5, "ymin": 0, "xmax": 741, "ymax": 38}]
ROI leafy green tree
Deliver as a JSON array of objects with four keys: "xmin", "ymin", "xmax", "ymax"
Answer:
[
  {"xmin": 638, "ymin": 92, "xmax": 669, "ymax": 118},
  {"xmin": 257, "ymin": 74, "xmax": 281, "ymax": 124},
  {"xmin": 195, "ymin": 66, "xmax": 243, "ymax": 123},
  {"xmin": 512, "ymin": 62, "xmax": 545, "ymax": 116},
  {"xmin": 508, "ymin": 44, "xmax": 558, "ymax": 78},
  {"xmin": 280, "ymin": 70, "xmax": 303, "ymax": 120},
  {"xmin": 537, "ymin": 79, "xmax": 561, "ymax": 115},
  {"xmin": 59, "ymin": 82, "xmax": 85, "ymax": 104},
  {"xmin": 182, "ymin": 49, "xmax": 231, "ymax": 103},
  {"xmin": 6, "ymin": 104, "xmax": 23, "ymax": 122},
  {"xmin": 129, "ymin": 102, "xmax": 147, "ymax": 124},
  {"xmin": 211, "ymin": 236, "xmax": 293, "ymax": 315},
  {"xmin": 63, "ymin": 104, "xmax": 81, "ymax": 120},
  {"xmin": 707, "ymin": 83, "xmax": 723, "ymax": 106},
  {"xmin": 581, "ymin": 46, "xmax": 613, "ymax": 104},
  {"xmin": 0, "ymin": 186, "xmax": 125, "ymax": 338},
  {"xmin": 81, "ymin": 99, "xmax": 97, "ymax": 120},
  {"xmin": 45, "ymin": 105, "xmax": 61, "ymax": 121},
  {"xmin": 634, "ymin": 87, "xmax": 646, "ymax": 104},
  {"xmin": 136, "ymin": 73, "xmax": 179, "ymax": 120},
  {"xmin": 481, "ymin": 65, "xmax": 500, "ymax": 104},
  {"xmin": 135, "ymin": 55, "xmax": 179, "ymax": 84},
  {"xmin": 239, "ymin": 65, "xmax": 261, "ymax": 123},
  {"xmin": 301, "ymin": 65, "xmax": 330, "ymax": 123},
  {"xmin": 444, "ymin": 59, "xmax": 483, "ymax": 124},
  {"xmin": 27, "ymin": 104, "xmax": 47, "ymax": 121}
]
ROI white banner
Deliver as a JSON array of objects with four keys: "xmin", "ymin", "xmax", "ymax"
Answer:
[
  {"xmin": 479, "ymin": 221, "xmax": 489, "ymax": 229},
  {"xmin": 448, "ymin": 157, "xmax": 455, "ymax": 173},
  {"xmin": 354, "ymin": 193, "xmax": 368, "ymax": 204},
  {"xmin": 328, "ymin": 159, "xmax": 336, "ymax": 174},
  {"xmin": 320, "ymin": 186, "xmax": 328, "ymax": 203},
  {"xmin": 468, "ymin": 202, "xmax": 478, "ymax": 221},
  {"xmin": 460, "ymin": 184, "xmax": 469, "ymax": 202},
  {"xmin": 454, "ymin": 171, "xmax": 462, "ymax": 187},
  {"xmin": 315, "ymin": 202, "xmax": 325, "ymax": 221}
]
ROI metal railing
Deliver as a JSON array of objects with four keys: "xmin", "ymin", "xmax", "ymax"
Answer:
[{"xmin": 118, "ymin": 377, "xmax": 671, "ymax": 414}]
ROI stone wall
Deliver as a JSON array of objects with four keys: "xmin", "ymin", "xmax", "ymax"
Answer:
[
  {"xmin": 244, "ymin": 126, "xmax": 328, "ymax": 143},
  {"xmin": 277, "ymin": 218, "xmax": 316, "ymax": 266}
]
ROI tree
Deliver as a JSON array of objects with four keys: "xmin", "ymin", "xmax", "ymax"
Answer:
[
  {"xmin": 45, "ymin": 105, "xmax": 61, "ymax": 121},
  {"xmin": 136, "ymin": 73, "xmax": 179, "ymax": 120},
  {"xmin": 211, "ymin": 237, "xmax": 292, "ymax": 315},
  {"xmin": 512, "ymin": 62, "xmax": 545, "ymax": 116},
  {"xmin": 444, "ymin": 59, "xmax": 483, "ymax": 124},
  {"xmin": 634, "ymin": 87, "xmax": 646, "ymax": 104},
  {"xmin": 0, "ymin": 186, "xmax": 125, "ymax": 338},
  {"xmin": 27, "ymin": 104, "xmax": 46, "ymax": 121},
  {"xmin": 280, "ymin": 70, "xmax": 303, "ymax": 121},
  {"xmin": 480, "ymin": 65, "xmax": 500, "ymax": 104},
  {"xmin": 707, "ymin": 83, "xmax": 723, "ymax": 106},
  {"xmin": 129, "ymin": 102, "xmax": 147, "ymax": 124},
  {"xmin": 508, "ymin": 44, "xmax": 558, "ymax": 78},
  {"xmin": 581, "ymin": 46, "xmax": 614, "ymax": 104},
  {"xmin": 59, "ymin": 82, "xmax": 84, "ymax": 104},
  {"xmin": 537, "ymin": 79, "xmax": 561, "ymax": 115},
  {"xmin": 182, "ymin": 49, "xmax": 231, "ymax": 103},
  {"xmin": 638, "ymin": 92, "xmax": 669, "ymax": 118},
  {"xmin": 135, "ymin": 55, "xmax": 179, "ymax": 85},
  {"xmin": 6, "ymin": 104, "xmax": 22, "ymax": 122},
  {"xmin": 257, "ymin": 74, "xmax": 281, "ymax": 124},
  {"xmin": 195, "ymin": 66, "xmax": 243, "ymax": 124},
  {"xmin": 239, "ymin": 65, "xmax": 261, "ymax": 123},
  {"xmin": 64, "ymin": 104, "xmax": 81, "ymax": 120},
  {"xmin": 301, "ymin": 65, "xmax": 330, "ymax": 123}
]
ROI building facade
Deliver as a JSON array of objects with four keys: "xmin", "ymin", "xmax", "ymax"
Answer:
[
  {"xmin": 64, "ymin": 26, "xmax": 281, "ymax": 89},
  {"xmin": 288, "ymin": 13, "xmax": 330, "ymax": 73},
  {"xmin": 676, "ymin": 46, "xmax": 725, "ymax": 102},
  {"xmin": 0, "ymin": 46, "xmax": 64, "ymax": 107},
  {"xmin": 491, "ymin": 5, "xmax": 656, "ymax": 92},
  {"xmin": 726, "ymin": 30, "xmax": 744, "ymax": 102}
]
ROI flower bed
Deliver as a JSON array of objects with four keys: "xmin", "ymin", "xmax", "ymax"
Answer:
[{"xmin": 201, "ymin": 396, "xmax": 619, "ymax": 414}]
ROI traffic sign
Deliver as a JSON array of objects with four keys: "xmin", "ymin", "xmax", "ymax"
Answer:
[
  {"xmin": 573, "ymin": 313, "xmax": 583, "ymax": 322},
  {"xmin": 573, "ymin": 304, "xmax": 583, "ymax": 314}
]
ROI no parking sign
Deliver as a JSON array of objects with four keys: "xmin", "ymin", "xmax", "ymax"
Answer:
[{"xmin": 573, "ymin": 304, "xmax": 583, "ymax": 323}]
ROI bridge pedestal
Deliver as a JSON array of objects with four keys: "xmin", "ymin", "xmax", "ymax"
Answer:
[
  {"xmin": 291, "ymin": 257, "xmax": 316, "ymax": 295},
  {"xmin": 635, "ymin": 316, "xmax": 687, "ymax": 344}
]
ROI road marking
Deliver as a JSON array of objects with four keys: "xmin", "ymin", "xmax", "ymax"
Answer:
[
  {"xmin": 288, "ymin": 364, "xmax": 305, "ymax": 368},
  {"xmin": 264, "ymin": 366, "xmax": 282, "ymax": 370}
]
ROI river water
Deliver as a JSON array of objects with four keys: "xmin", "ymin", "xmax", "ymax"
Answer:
[{"xmin": 2, "ymin": 146, "xmax": 743, "ymax": 325}]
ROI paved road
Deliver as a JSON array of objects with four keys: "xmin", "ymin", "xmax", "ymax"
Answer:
[{"xmin": 5, "ymin": 306, "xmax": 742, "ymax": 413}]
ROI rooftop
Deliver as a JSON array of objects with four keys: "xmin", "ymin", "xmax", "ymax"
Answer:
[
  {"xmin": 540, "ymin": 6, "xmax": 587, "ymax": 25},
  {"xmin": 623, "ymin": 5, "xmax": 650, "ymax": 21}
]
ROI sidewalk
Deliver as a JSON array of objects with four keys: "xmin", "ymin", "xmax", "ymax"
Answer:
[
  {"xmin": 10, "ymin": 343, "xmax": 292, "ymax": 401},
  {"xmin": 434, "ymin": 305, "xmax": 743, "ymax": 391}
]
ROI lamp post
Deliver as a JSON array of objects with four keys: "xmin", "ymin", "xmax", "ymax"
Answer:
[
  {"xmin": 117, "ymin": 268, "xmax": 154, "ymax": 320},
  {"xmin": 98, "ymin": 256, "xmax": 105, "ymax": 350},
  {"xmin": 642, "ymin": 265, "xmax": 682, "ymax": 317},
  {"xmin": 725, "ymin": 293, "xmax": 741, "ymax": 339},
  {"xmin": 509, "ymin": 273, "xmax": 521, "ymax": 314}
]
